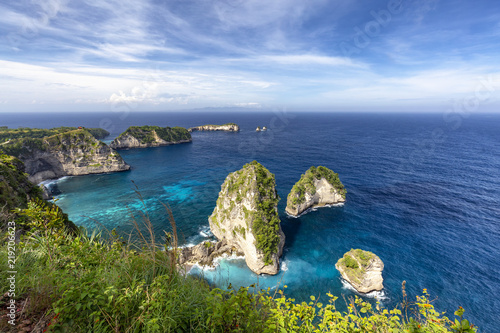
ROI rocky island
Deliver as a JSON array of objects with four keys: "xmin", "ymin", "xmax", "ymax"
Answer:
[
  {"xmin": 285, "ymin": 166, "xmax": 346, "ymax": 216},
  {"xmin": 2, "ymin": 129, "xmax": 130, "ymax": 184},
  {"xmin": 110, "ymin": 126, "xmax": 191, "ymax": 149},
  {"xmin": 188, "ymin": 123, "xmax": 240, "ymax": 132},
  {"xmin": 203, "ymin": 161, "xmax": 285, "ymax": 275},
  {"xmin": 335, "ymin": 249, "xmax": 384, "ymax": 293}
]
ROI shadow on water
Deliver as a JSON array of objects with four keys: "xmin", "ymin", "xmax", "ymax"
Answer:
[{"xmin": 280, "ymin": 214, "xmax": 302, "ymax": 250}]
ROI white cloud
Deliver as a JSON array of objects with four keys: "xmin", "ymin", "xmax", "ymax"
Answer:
[
  {"xmin": 259, "ymin": 54, "xmax": 365, "ymax": 67},
  {"xmin": 234, "ymin": 102, "xmax": 262, "ymax": 108}
]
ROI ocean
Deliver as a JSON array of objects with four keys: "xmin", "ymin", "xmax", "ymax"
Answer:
[{"xmin": 2, "ymin": 111, "xmax": 499, "ymax": 331}]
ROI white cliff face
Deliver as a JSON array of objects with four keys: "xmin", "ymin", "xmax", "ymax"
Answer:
[
  {"xmin": 17, "ymin": 130, "xmax": 130, "ymax": 183},
  {"xmin": 109, "ymin": 132, "xmax": 191, "ymax": 149},
  {"xmin": 335, "ymin": 249, "xmax": 384, "ymax": 294},
  {"xmin": 286, "ymin": 177, "xmax": 345, "ymax": 216},
  {"xmin": 209, "ymin": 161, "xmax": 284, "ymax": 275},
  {"xmin": 110, "ymin": 133, "xmax": 166, "ymax": 149},
  {"xmin": 189, "ymin": 124, "xmax": 240, "ymax": 132}
]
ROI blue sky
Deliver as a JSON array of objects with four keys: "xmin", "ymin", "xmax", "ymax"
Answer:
[{"xmin": 0, "ymin": 0, "xmax": 499, "ymax": 112}]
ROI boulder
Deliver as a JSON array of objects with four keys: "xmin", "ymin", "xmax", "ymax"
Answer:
[{"xmin": 335, "ymin": 249, "xmax": 384, "ymax": 293}]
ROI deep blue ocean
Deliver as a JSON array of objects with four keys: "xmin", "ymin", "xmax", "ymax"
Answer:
[{"xmin": 2, "ymin": 111, "xmax": 499, "ymax": 331}]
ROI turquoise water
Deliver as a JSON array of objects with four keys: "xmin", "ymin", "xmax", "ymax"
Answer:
[{"xmin": 3, "ymin": 111, "xmax": 499, "ymax": 331}]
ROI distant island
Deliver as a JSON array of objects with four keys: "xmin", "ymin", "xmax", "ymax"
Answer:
[
  {"xmin": 110, "ymin": 126, "xmax": 192, "ymax": 149},
  {"xmin": 286, "ymin": 166, "xmax": 346, "ymax": 216},
  {"xmin": 1, "ymin": 127, "xmax": 129, "ymax": 183},
  {"xmin": 188, "ymin": 123, "xmax": 239, "ymax": 132}
]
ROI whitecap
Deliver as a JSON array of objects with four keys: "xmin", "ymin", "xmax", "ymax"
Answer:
[
  {"xmin": 198, "ymin": 225, "xmax": 213, "ymax": 238},
  {"xmin": 340, "ymin": 278, "xmax": 388, "ymax": 300},
  {"xmin": 285, "ymin": 202, "xmax": 345, "ymax": 218},
  {"xmin": 281, "ymin": 261, "xmax": 289, "ymax": 272}
]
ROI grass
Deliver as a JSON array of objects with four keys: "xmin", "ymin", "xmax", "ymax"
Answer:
[{"xmin": 0, "ymin": 186, "xmax": 477, "ymax": 332}]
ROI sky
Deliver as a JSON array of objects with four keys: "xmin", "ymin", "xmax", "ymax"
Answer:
[{"xmin": 0, "ymin": 0, "xmax": 499, "ymax": 113}]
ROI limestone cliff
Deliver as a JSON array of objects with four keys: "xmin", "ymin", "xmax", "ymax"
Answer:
[
  {"xmin": 178, "ymin": 239, "xmax": 244, "ymax": 267},
  {"xmin": 285, "ymin": 166, "xmax": 346, "ymax": 216},
  {"xmin": 2, "ymin": 129, "xmax": 130, "ymax": 184},
  {"xmin": 335, "ymin": 249, "xmax": 384, "ymax": 293},
  {"xmin": 188, "ymin": 123, "xmax": 240, "ymax": 132},
  {"xmin": 209, "ymin": 161, "xmax": 285, "ymax": 275},
  {"xmin": 110, "ymin": 126, "xmax": 191, "ymax": 149}
]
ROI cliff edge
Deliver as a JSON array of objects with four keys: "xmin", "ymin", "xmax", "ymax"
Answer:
[
  {"xmin": 285, "ymin": 166, "xmax": 346, "ymax": 216},
  {"xmin": 110, "ymin": 126, "xmax": 191, "ymax": 149},
  {"xmin": 2, "ymin": 129, "xmax": 130, "ymax": 184},
  {"xmin": 335, "ymin": 249, "xmax": 384, "ymax": 293},
  {"xmin": 209, "ymin": 161, "xmax": 285, "ymax": 275}
]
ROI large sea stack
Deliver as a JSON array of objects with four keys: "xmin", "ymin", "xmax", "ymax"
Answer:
[{"xmin": 209, "ymin": 161, "xmax": 285, "ymax": 275}]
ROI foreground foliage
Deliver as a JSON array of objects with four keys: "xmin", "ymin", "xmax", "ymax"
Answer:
[{"xmin": 0, "ymin": 200, "xmax": 477, "ymax": 332}]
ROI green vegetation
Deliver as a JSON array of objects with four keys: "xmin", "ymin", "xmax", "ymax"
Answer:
[
  {"xmin": 1, "ymin": 129, "xmax": 110, "ymax": 159},
  {"xmin": 245, "ymin": 161, "xmax": 281, "ymax": 265},
  {"xmin": 288, "ymin": 166, "xmax": 346, "ymax": 207},
  {"xmin": 0, "ymin": 152, "xmax": 42, "ymax": 225},
  {"xmin": 116, "ymin": 126, "xmax": 191, "ymax": 144},
  {"xmin": 212, "ymin": 161, "xmax": 281, "ymax": 265},
  {"xmin": 0, "ymin": 126, "xmax": 109, "ymax": 144},
  {"xmin": 0, "ymin": 201, "xmax": 477, "ymax": 332},
  {"xmin": 342, "ymin": 254, "xmax": 359, "ymax": 269},
  {"xmin": 0, "ymin": 155, "xmax": 478, "ymax": 332},
  {"xmin": 337, "ymin": 249, "xmax": 377, "ymax": 284},
  {"xmin": 0, "ymin": 152, "xmax": 77, "ymax": 232}
]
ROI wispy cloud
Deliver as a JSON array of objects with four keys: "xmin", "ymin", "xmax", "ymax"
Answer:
[{"xmin": 1, "ymin": 0, "xmax": 500, "ymax": 112}]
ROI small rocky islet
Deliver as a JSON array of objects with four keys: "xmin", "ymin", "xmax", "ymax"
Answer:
[
  {"xmin": 285, "ymin": 166, "xmax": 346, "ymax": 216},
  {"xmin": 335, "ymin": 249, "xmax": 384, "ymax": 293},
  {"xmin": 188, "ymin": 123, "xmax": 240, "ymax": 132}
]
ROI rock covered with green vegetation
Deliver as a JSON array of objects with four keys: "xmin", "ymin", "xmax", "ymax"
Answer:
[
  {"xmin": 2, "ymin": 129, "xmax": 130, "ymax": 184},
  {"xmin": 0, "ymin": 126, "xmax": 109, "ymax": 144},
  {"xmin": 285, "ymin": 166, "xmax": 346, "ymax": 216},
  {"xmin": 335, "ymin": 249, "xmax": 384, "ymax": 293},
  {"xmin": 209, "ymin": 161, "xmax": 285, "ymax": 275},
  {"xmin": 188, "ymin": 123, "xmax": 239, "ymax": 132},
  {"xmin": 110, "ymin": 126, "xmax": 191, "ymax": 149}
]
